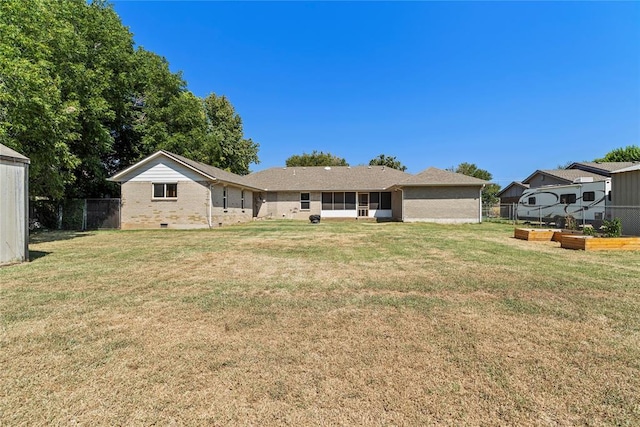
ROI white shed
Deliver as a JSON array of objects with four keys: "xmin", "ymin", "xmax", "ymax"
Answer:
[{"xmin": 1, "ymin": 143, "xmax": 30, "ymax": 265}]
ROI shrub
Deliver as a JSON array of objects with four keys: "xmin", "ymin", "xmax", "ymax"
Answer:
[{"xmin": 602, "ymin": 218, "xmax": 622, "ymax": 237}]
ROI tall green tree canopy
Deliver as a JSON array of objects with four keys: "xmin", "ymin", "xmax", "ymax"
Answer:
[
  {"xmin": 0, "ymin": 0, "xmax": 259, "ymax": 199},
  {"xmin": 453, "ymin": 162, "xmax": 501, "ymax": 204},
  {"xmin": 286, "ymin": 151, "xmax": 349, "ymax": 167},
  {"xmin": 594, "ymin": 145, "xmax": 640, "ymax": 162},
  {"xmin": 368, "ymin": 154, "xmax": 407, "ymax": 171},
  {"xmin": 203, "ymin": 93, "xmax": 259, "ymax": 175}
]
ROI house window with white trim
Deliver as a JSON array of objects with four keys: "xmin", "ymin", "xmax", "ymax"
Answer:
[
  {"xmin": 241, "ymin": 190, "xmax": 245, "ymax": 210},
  {"xmin": 300, "ymin": 193, "xmax": 310, "ymax": 210},
  {"xmin": 223, "ymin": 187, "xmax": 228, "ymax": 210},
  {"xmin": 153, "ymin": 183, "xmax": 177, "ymax": 199}
]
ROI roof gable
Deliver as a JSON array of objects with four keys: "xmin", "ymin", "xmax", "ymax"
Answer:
[
  {"xmin": 497, "ymin": 181, "xmax": 529, "ymax": 197},
  {"xmin": 0, "ymin": 143, "xmax": 30, "ymax": 164},
  {"xmin": 109, "ymin": 150, "xmax": 260, "ymax": 189},
  {"xmin": 400, "ymin": 167, "xmax": 488, "ymax": 186}
]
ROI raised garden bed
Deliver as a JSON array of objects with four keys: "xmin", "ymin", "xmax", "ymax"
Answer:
[
  {"xmin": 514, "ymin": 228, "xmax": 559, "ymax": 241},
  {"xmin": 552, "ymin": 230, "xmax": 584, "ymax": 242},
  {"xmin": 561, "ymin": 235, "xmax": 640, "ymax": 251}
]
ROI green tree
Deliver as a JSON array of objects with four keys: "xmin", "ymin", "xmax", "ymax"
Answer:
[
  {"xmin": 0, "ymin": 0, "xmax": 136, "ymax": 199},
  {"xmin": 368, "ymin": 154, "xmax": 407, "ymax": 171},
  {"xmin": 1, "ymin": 0, "xmax": 260, "ymax": 198},
  {"xmin": 203, "ymin": 93, "xmax": 259, "ymax": 175},
  {"xmin": 595, "ymin": 145, "xmax": 640, "ymax": 162},
  {"xmin": 453, "ymin": 162, "xmax": 501, "ymax": 205},
  {"xmin": 286, "ymin": 151, "xmax": 348, "ymax": 167}
]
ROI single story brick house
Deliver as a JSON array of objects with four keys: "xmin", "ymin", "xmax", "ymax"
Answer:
[
  {"xmin": 109, "ymin": 150, "xmax": 487, "ymax": 228},
  {"xmin": 109, "ymin": 150, "xmax": 262, "ymax": 229}
]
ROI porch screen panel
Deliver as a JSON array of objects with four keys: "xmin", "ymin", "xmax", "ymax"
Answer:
[
  {"xmin": 334, "ymin": 192, "xmax": 345, "ymax": 210},
  {"xmin": 345, "ymin": 192, "xmax": 356, "ymax": 210},
  {"xmin": 380, "ymin": 192, "xmax": 392, "ymax": 209},
  {"xmin": 369, "ymin": 192, "xmax": 380, "ymax": 209},
  {"xmin": 322, "ymin": 192, "xmax": 333, "ymax": 210}
]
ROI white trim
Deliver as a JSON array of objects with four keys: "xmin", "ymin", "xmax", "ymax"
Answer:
[{"xmin": 110, "ymin": 151, "xmax": 218, "ymax": 182}]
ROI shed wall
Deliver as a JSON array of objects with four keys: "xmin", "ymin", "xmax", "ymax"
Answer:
[
  {"xmin": 1, "ymin": 160, "xmax": 28, "ymax": 264},
  {"xmin": 611, "ymin": 170, "xmax": 640, "ymax": 236}
]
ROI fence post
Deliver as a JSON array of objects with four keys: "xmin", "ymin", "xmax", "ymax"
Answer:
[{"xmin": 82, "ymin": 199, "xmax": 87, "ymax": 231}]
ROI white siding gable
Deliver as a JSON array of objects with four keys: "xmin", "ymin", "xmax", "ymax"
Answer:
[{"xmin": 120, "ymin": 157, "xmax": 207, "ymax": 183}]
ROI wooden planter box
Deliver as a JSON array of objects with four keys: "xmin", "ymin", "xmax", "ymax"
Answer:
[
  {"xmin": 561, "ymin": 235, "xmax": 640, "ymax": 251},
  {"xmin": 552, "ymin": 230, "xmax": 584, "ymax": 242},
  {"xmin": 514, "ymin": 228, "xmax": 559, "ymax": 241}
]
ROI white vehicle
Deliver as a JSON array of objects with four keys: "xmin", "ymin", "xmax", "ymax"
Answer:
[{"xmin": 517, "ymin": 178, "xmax": 611, "ymax": 227}]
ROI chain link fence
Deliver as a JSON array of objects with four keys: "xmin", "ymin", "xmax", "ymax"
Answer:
[
  {"xmin": 483, "ymin": 203, "xmax": 640, "ymax": 236},
  {"xmin": 30, "ymin": 199, "xmax": 120, "ymax": 231},
  {"xmin": 605, "ymin": 206, "xmax": 640, "ymax": 236}
]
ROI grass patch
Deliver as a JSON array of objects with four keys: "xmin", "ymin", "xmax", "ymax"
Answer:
[{"xmin": 1, "ymin": 220, "xmax": 639, "ymax": 425}]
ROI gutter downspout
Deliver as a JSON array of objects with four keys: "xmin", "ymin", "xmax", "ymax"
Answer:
[
  {"xmin": 208, "ymin": 183, "xmax": 213, "ymax": 228},
  {"xmin": 479, "ymin": 185, "xmax": 485, "ymax": 224}
]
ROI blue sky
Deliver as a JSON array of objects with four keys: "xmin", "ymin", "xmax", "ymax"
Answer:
[{"xmin": 112, "ymin": 1, "xmax": 640, "ymax": 187}]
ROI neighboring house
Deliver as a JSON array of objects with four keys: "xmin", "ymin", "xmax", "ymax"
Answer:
[
  {"xmin": 1, "ymin": 143, "xmax": 30, "ymax": 265},
  {"xmin": 109, "ymin": 150, "xmax": 262, "ymax": 229},
  {"xmin": 109, "ymin": 151, "xmax": 489, "ymax": 228},
  {"xmin": 522, "ymin": 169, "xmax": 608, "ymax": 188},
  {"xmin": 497, "ymin": 181, "xmax": 529, "ymax": 218},
  {"xmin": 610, "ymin": 164, "xmax": 640, "ymax": 236}
]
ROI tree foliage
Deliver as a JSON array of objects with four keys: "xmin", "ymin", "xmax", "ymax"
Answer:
[
  {"xmin": 368, "ymin": 154, "xmax": 407, "ymax": 171},
  {"xmin": 453, "ymin": 162, "xmax": 501, "ymax": 204},
  {"xmin": 595, "ymin": 145, "xmax": 640, "ymax": 162},
  {"xmin": 286, "ymin": 151, "xmax": 349, "ymax": 167},
  {"xmin": 0, "ymin": 0, "xmax": 259, "ymax": 199}
]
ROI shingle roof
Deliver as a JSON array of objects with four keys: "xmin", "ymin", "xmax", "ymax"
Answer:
[
  {"xmin": 243, "ymin": 166, "xmax": 411, "ymax": 191},
  {"xmin": 570, "ymin": 161, "xmax": 638, "ymax": 174},
  {"xmin": 164, "ymin": 151, "xmax": 258, "ymax": 189},
  {"xmin": 0, "ymin": 143, "xmax": 30, "ymax": 164},
  {"xmin": 523, "ymin": 169, "xmax": 608, "ymax": 184},
  {"xmin": 109, "ymin": 150, "xmax": 261, "ymax": 189},
  {"xmin": 611, "ymin": 163, "xmax": 640, "ymax": 174},
  {"xmin": 399, "ymin": 167, "xmax": 488, "ymax": 186}
]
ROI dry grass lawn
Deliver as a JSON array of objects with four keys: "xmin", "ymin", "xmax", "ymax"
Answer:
[{"xmin": 1, "ymin": 221, "xmax": 639, "ymax": 425}]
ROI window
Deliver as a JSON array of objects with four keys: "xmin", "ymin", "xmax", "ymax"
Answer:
[
  {"xmin": 223, "ymin": 187, "xmax": 227, "ymax": 210},
  {"xmin": 608, "ymin": 191, "xmax": 612, "ymax": 201},
  {"xmin": 322, "ymin": 192, "xmax": 333, "ymax": 210},
  {"xmin": 321, "ymin": 192, "xmax": 356, "ymax": 210},
  {"xmin": 560, "ymin": 193, "xmax": 576, "ymax": 204},
  {"xmin": 345, "ymin": 192, "xmax": 356, "ymax": 210},
  {"xmin": 380, "ymin": 192, "xmax": 392, "ymax": 210},
  {"xmin": 528, "ymin": 197, "xmax": 536, "ymax": 205},
  {"xmin": 334, "ymin": 192, "xmax": 345, "ymax": 210},
  {"xmin": 153, "ymin": 183, "xmax": 177, "ymax": 199},
  {"xmin": 583, "ymin": 191, "xmax": 595, "ymax": 202},
  {"xmin": 369, "ymin": 192, "xmax": 380, "ymax": 209},
  {"xmin": 300, "ymin": 193, "xmax": 310, "ymax": 210},
  {"xmin": 241, "ymin": 190, "xmax": 245, "ymax": 210}
]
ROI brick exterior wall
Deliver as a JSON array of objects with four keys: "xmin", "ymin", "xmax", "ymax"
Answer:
[
  {"xmin": 121, "ymin": 181, "xmax": 210, "ymax": 229},
  {"xmin": 402, "ymin": 186, "xmax": 481, "ymax": 223},
  {"xmin": 121, "ymin": 181, "xmax": 254, "ymax": 229}
]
